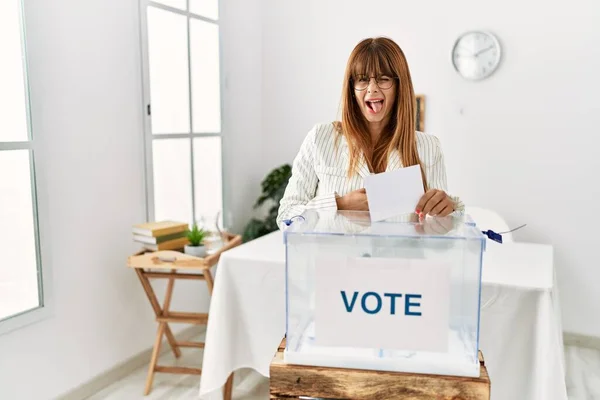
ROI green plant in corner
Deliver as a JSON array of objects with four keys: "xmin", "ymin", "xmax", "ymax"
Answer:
[
  {"xmin": 186, "ymin": 223, "xmax": 207, "ymax": 247},
  {"xmin": 242, "ymin": 164, "xmax": 292, "ymax": 242}
]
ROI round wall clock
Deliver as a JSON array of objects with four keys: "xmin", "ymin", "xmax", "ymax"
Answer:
[{"xmin": 452, "ymin": 31, "xmax": 502, "ymax": 80}]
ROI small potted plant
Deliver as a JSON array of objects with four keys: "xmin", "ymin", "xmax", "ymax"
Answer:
[{"xmin": 184, "ymin": 223, "xmax": 207, "ymax": 257}]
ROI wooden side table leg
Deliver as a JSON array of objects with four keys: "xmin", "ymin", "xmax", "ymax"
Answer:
[
  {"xmin": 164, "ymin": 325, "xmax": 181, "ymax": 358},
  {"xmin": 162, "ymin": 272, "xmax": 181, "ymax": 358},
  {"xmin": 135, "ymin": 269, "xmax": 181, "ymax": 358},
  {"xmin": 223, "ymin": 372, "xmax": 234, "ymax": 400},
  {"xmin": 204, "ymin": 269, "xmax": 215, "ymax": 295},
  {"xmin": 144, "ymin": 322, "xmax": 166, "ymax": 395}
]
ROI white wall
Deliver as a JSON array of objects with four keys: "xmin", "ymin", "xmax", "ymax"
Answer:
[
  {"xmin": 221, "ymin": 0, "xmax": 264, "ymax": 233},
  {"xmin": 261, "ymin": 0, "xmax": 600, "ymax": 336},
  {"xmin": 0, "ymin": 0, "xmax": 218, "ymax": 398}
]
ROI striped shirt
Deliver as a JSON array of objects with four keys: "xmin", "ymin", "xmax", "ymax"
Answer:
[{"xmin": 277, "ymin": 122, "xmax": 464, "ymax": 229}]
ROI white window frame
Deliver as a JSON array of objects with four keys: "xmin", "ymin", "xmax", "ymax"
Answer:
[
  {"xmin": 138, "ymin": 0, "xmax": 227, "ymax": 226},
  {"xmin": 0, "ymin": 1, "xmax": 52, "ymax": 336}
]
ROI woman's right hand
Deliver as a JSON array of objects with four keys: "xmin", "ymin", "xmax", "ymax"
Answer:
[
  {"xmin": 414, "ymin": 215, "xmax": 455, "ymax": 235},
  {"xmin": 336, "ymin": 188, "xmax": 369, "ymax": 211}
]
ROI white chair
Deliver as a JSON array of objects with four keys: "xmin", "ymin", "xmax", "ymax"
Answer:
[{"xmin": 465, "ymin": 206, "xmax": 514, "ymax": 243}]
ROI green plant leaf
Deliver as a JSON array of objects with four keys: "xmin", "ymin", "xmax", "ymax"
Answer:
[
  {"xmin": 242, "ymin": 219, "xmax": 270, "ymax": 242},
  {"xmin": 243, "ymin": 164, "xmax": 292, "ymax": 242},
  {"xmin": 186, "ymin": 223, "xmax": 207, "ymax": 246},
  {"xmin": 254, "ymin": 164, "xmax": 291, "ymax": 208}
]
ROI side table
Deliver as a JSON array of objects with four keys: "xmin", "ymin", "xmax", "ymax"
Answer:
[{"xmin": 127, "ymin": 232, "xmax": 242, "ymax": 396}]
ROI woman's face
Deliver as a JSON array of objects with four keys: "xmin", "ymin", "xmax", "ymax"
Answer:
[{"xmin": 353, "ymin": 74, "xmax": 397, "ymax": 125}]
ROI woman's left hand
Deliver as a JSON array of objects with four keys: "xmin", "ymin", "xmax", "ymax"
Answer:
[{"xmin": 415, "ymin": 189, "xmax": 455, "ymax": 217}]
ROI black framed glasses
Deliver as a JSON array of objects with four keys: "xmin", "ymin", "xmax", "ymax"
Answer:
[{"xmin": 352, "ymin": 75, "xmax": 398, "ymax": 91}]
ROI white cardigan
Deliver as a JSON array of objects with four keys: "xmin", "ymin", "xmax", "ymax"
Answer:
[{"xmin": 276, "ymin": 122, "xmax": 464, "ymax": 228}]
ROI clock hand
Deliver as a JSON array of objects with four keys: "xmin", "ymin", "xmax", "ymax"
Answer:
[{"xmin": 474, "ymin": 45, "xmax": 494, "ymax": 57}]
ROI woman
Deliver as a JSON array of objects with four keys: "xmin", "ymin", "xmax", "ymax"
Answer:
[{"xmin": 277, "ymin": 37, "xmax": 463, "ymax": 229}]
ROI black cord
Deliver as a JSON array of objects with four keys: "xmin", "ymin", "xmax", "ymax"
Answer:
[{"xmin": 497, "ymin": 224, "xmax": 527, "ymax": 235}]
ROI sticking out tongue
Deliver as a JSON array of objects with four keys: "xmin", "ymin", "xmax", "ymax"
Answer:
[{"xmin": 370, "ymin": 101, "xmax": 383, "ymax": 113}]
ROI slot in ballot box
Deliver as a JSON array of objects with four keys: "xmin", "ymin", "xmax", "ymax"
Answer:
[{"xmin": 282, "ymin": 210, "xmax": 486, "ymax": 378}]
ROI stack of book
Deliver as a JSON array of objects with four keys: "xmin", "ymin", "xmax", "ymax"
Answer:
[{"xmin": 132, "ymin": 221, "xmax": 189, "ymax": 251}]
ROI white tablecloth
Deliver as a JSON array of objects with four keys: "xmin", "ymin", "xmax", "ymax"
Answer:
[{"xmin": 199, "ymin": 231, "xmax": 567, "ymax": 400}]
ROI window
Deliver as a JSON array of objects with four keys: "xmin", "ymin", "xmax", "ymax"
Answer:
[
  {"xmin": 0, "ymin": 1, "xmax": 44, "ymax": 326},
  {"xmin": 140, "ymin": 0, "xmax": 224, "ymax": 227}
]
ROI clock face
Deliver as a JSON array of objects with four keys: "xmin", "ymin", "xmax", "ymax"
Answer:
[{"xmin": 452, "ymin": 31, "xmax": 501, "ymax": 80}]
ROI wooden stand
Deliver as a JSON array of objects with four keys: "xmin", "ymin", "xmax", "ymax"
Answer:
[
  {"xmin": 270, "ymin": 339, "xmax": 490, "ymax": 400},
  {"xmin": 127, "ymin": 232, "xmax": 242, "ymax": 397}
]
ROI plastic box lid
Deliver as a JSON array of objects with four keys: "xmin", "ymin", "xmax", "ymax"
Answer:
[{"xmin": 283, "ymin": 210, "xmax": 483, "ymax": 241}]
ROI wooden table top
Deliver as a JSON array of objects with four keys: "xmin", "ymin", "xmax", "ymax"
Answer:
[{"xmin": 127, "ymin": 233, "xmax": 242, "ymax": 271}]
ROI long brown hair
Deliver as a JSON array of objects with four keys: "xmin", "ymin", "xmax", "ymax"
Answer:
[{"xmin": 336, "ymin": 37, "xmax": 427, "ymax": 190}]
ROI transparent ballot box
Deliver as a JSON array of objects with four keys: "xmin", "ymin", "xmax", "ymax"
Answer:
[{"xmin": 283, "ymin": 210, "xmax": 485, "ymax": 377}]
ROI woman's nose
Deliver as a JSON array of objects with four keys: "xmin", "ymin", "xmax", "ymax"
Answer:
[{"xmin": 367, "ymin": 78, "xmax": 379, "ymax": 92}]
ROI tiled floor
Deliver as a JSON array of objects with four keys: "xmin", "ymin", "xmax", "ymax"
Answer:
[
  {"xmin": 86, "ymin": 335, "xmax": 269, "ymax": 400},
  {"xmin": 565, "ymin": 345, "xmax": 600, "ymax": 400},
  {"xmin": 87, "ymin": 339, "xmax": 600, "ymax": 400}
]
